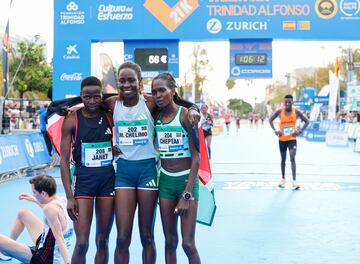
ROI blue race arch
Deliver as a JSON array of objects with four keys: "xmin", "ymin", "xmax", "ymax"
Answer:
[{"xmin": 54, "ymin": 0, "xmax": 360, "ymax": 99}]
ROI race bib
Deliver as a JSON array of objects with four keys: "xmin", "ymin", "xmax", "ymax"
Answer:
[
  {"xmin": 116, "ymin": 120, "xmax": 149, "ymax": 146},
  {"xmin": 81, "ymin": 141, "xmax": 113, "ymax": 167},
  {"xmin": 156, "ymin": 126, "xmax": 184, "ymax": 152},
  {"xmin": 282, "ymin": 126, "xmax": 295, "ymax": 136}
]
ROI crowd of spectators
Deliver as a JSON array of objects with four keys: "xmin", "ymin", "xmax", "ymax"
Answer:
[
  {"xmin": 2, "ymin": 100, "xmax": 50, "ymax": 132},
  {"xmin": 336, "ymin": 111, "xmax": 360, "ymax": 123}
]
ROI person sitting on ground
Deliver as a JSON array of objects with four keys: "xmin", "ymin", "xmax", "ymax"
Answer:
[{"xmin": 0, "ymin": 174, "xmax": 73, "ymax": 264}]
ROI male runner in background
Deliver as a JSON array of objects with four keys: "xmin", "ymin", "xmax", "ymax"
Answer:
[
  {"xmin": 0, "ymin": 174, "xmax": 72, "ymax": 263},
  {"xmin": 269, "ymin": 94, "xmax": 309, "ymax": 190}
]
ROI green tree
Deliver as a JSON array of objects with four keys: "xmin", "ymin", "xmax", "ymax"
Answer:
[
  {"xmin": 268, "ymin": 81, "xmax": 292, "ymax": 106},
  {"xmin": 9, "ymin": 36, "xmax": 52, "ymax": 100},
  {"xmin": 227, "ymin": 98, "xmax": 253, "ymax": 116},
  {"xmin": 225, "ymin": 78, "xmax": 235, "ymax": 90},
  {"xmin": 191, "ymin": 43, "xmax": 211, "ymax": 100}
]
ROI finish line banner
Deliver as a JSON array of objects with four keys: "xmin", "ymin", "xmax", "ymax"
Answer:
[
  {"xmin": 55, "ymin": 0, "xmax": 360, "ymax": 40},
  {"xmin": 54, "ymin": 0, "xmax": 360, "ymax": 99}
]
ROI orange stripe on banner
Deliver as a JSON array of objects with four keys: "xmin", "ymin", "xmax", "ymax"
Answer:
[
  {"xmin": 144, "ymin": 0, "xmax": 199, "ymax": 32},
  {"xmin": 298, "ymin": 21, "xmax": 310, "ymax": 30},
  {"xmin": 283, "ymin": 21, "xmax": 296, "ymax": 30}
]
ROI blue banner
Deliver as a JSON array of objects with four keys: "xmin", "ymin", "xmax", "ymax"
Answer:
[
  {"xmin": 0, "ymin": 133, "xmax": 51, "ymax": 174},
  {"xmin": 314, "ymin": 96, "xmax": 329, "ymax": 104},
  {"xmin": 54, "ymin": 0, "xmax": 360, "ymax": 41},
  {"xmin": 53, "ymin": 0, "xmax": 360, "ymax": 99}
]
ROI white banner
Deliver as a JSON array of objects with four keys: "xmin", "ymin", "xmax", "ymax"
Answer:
[
  {"xmin": 328, "ymin": 70, "xmax": 339, "ymax": 121},
  {"xmin": 326, "ymin": 130, "xmax": 348, "ymax": 147},
  {"xmin": 347, "ymin": 85, "xmax": 360, "ymax": 98}
]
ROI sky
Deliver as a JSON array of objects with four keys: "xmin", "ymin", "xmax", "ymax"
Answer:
[{"xmin": 1, "ymin": 0, "xmax": 360, "ymax": 105}]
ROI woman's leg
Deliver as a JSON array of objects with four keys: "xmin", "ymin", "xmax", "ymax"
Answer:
[
  {"xmin": 159, "ymin": 198, "xmax": 179, "ymax": 264},
  {"xmin": 94, "ymin": 198, "xmax": 114, "ymax": 264},
  {"xmin": 71, "ymin": 199, "xmax": 94, "ymax": 264},
  {"xmin": 137, "ymin": 189, "xmax": 158, "ymax": 264},
  {"xmin": 180, "ymin": 201, "xmax": 200, "ymax": 264},
  {"xmin": 114, "ymin": 189, "xmax": 137, "ymax": 264}
]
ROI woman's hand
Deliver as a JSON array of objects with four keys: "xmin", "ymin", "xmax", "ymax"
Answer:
[{"xmin": 174, "ymin": 199, "xmax": 190, "ymax": 216}]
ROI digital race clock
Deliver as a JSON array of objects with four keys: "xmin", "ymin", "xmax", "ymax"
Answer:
[{"xmin": 235, "ymin": 53, "xmax": 267, "ymax": 65}]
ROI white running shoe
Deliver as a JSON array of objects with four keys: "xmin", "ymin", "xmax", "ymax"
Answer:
[
  {"xmin": 0, "ymin": 251, "xmax": 12, "ymax": 261},
  {"xmin": 292, "ymin": 182, "xmax": 300, "ymax": 190}
]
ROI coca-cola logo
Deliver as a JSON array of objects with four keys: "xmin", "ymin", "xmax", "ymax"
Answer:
[{"xmin": 60, "ymin": 73, "xmax": 82, "ymax": 81}]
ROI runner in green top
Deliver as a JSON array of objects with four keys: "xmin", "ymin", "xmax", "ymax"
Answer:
[{"xmin": 152, "ymin": 72, "xmax": 201, "ymax": 264}]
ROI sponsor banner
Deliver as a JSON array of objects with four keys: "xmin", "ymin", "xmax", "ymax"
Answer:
[
  {"xmin": 305, "ymin": 129, "xmax": 326, "ymax": 142},
  {"xmin": 53, "ymin": 39, "xmax": 91, "ymax": 99},
  {"xmin": 124, "ymin": 40, "xmax": 179, "ymax": 78},
  {"xmin": 319, "ymin": 120, "xmax": 345, "ymax": 131},
  {"xmin": 326, "ymin": 130, "xmax": 348, "ymax": 147},
  {"xmin": 229, "ymin": 39, "xmax": 272, "ymax": 79},
  {"xmin": 0, "ymin": 133, "xmax": 50, "ymax": 174},
  {"xmin": 54, "ymin": 0, "xmax": 360, "ymax": 40}
]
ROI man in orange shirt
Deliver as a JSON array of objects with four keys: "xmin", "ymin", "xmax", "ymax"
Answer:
[{"xmin": 269, "ymin": 95, "xmax": 309, "ymax": 190}]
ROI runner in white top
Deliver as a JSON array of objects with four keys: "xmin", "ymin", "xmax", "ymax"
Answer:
[{"xmin": 0, "ymin": 175, "xmax": 73, "ymax": 264}]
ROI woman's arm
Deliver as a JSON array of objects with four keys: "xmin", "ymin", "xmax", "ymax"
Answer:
[{"xmin": 175, "ymin": 108, "xmax": 200, "ymax": 216}]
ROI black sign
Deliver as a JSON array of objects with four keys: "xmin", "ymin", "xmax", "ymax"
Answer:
[
  {"xmin": 134, "ymin": 48, "xmax": 168, "ymax": 71},
  {"xmin": 235, "ymin": 53, "xmax": 267, "ymax": 65}
]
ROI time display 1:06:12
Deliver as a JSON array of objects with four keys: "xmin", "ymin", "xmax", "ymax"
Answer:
[{"xmin": 235, "ymin": 54, "xmax": 267, "ymax": 65}]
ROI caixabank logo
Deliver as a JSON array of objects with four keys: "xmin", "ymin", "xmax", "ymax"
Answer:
[
  {"xmin": 144, "ymin": 0, "xmax": 199, "ymax": 32},
  {"xmin": 315, "ymin": 0, "xmax": 338, "ymax": 19}
]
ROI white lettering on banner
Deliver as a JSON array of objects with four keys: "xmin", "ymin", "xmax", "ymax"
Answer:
[
  {"xmin": 97, "ymin": 4, "xmax": 134, "ymax": 21},
  {"xmin": 340, "ymin": 0, "xmax": 360, "ymax": 19},
  {"xmin": 60, "ymin": 73, "xmax": 83, "ymax": 81},
  {"xmin": 33, "ymin": 141, "xmax": 45, "ymax": 153},
  {"xmin": 25, "ymin": 139, "xmax": 35, "ymax": 158},
  {"xmin": 226, "ymin": 21, "xmax": 267, "ymax": 31},
  {"xmin": 241, "ymin": 69, "xmax": 271, "ymax": 74},
  {"xmin": 231, "ymin": 66, "xmax": 271, "ymax": 76},
  {"xmin": 207, "ymin": 4, "xmax": 310, "ymax": 17},
  {"xmin": 63, "ymin": 45, "xmax": 80, "ymax": 60},
  {"xmin": 60, "ymin": 1, "xmax": 85, "ymax": 25},
  {"xmin": 170, "ymin": 0, "xmax": 194, "ymax": 25},
  {"xmin": 0, "ymin": 145, "xmax": 19, "ymax": 158}
]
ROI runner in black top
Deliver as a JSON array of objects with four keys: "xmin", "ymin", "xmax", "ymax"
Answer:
[{"xmin": 60, "ymin": 76, "xmax": 115, "ymax": 264}]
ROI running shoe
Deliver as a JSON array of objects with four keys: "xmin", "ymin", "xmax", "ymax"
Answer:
[
  {"xmin": 0, "ymin": 251, "xmax": 12, "ymax": 261},
  {"xmin": 292, "ymin": 183, "xmax": 300, "ymax": 190},
  {"xmin": 278, "ymin": 178, "xmax": 286, "ymax": 188}
]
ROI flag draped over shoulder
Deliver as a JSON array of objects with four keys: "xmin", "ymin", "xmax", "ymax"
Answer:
[
  {"xmin": 46, "ymin": 94, "xmax": 117, "ymax": 154},
  {"xmin": 46, "ymin": 96, "xmax": 83, "ymax": 154},
  {"xmin": 197, "ymin": 127, "xmax": 216, "ymax": 226}
]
